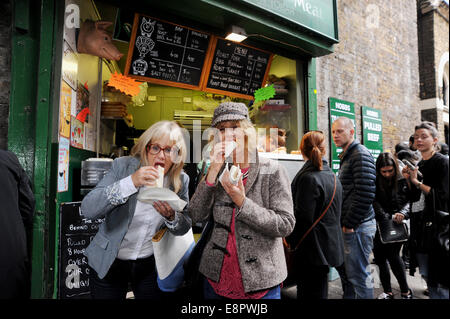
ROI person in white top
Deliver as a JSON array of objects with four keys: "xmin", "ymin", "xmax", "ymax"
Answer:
[{"xmin": 81, "ymin": 120, "xmax": 191, "ymax": 299}]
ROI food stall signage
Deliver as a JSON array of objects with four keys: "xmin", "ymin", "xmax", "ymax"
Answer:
[
  {"xmin": 361, "ymin": 106, "xmax": 383, "ymax": 160},
  {"xmin": 329, "ymin": 97, "xmax": 356, "ymax": 175},
  {"xmin": 242, "ymin": 0, "xmax": 338, "ymax": 41}
]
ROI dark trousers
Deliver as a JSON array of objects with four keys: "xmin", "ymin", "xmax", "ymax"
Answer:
[
  {"xmin": 89, "ymin": 255, "xmax": 165, "ymax": 299},
  {"xmin": 0, "ymin": 261, "xmax": 31, "ymax": 299},
  {"xmin": 335, "ymin": 263, "xmax": 356, "ymax": 299},
  {"xmin": 296, "ymin": 264, "xmax": 330, "ymax": 299},
  {"xmin": 373, "ymin": 233, "xmax": 410, "ymax": 294}
]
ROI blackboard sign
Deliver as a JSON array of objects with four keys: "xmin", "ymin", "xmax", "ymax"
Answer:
[
  {"xmin": 204, "ymin": 37, "xmax": 272, "ymax": 100},
  {"xmin": 125, "ymin": 14, "xmax": 212, "ymax": 90},
  {"xmin": 58, "ymin": 202, "xmax": 104, "ymax": 299}
]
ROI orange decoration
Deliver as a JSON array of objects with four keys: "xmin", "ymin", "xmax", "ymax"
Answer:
[
  {"xmin": 107, "ymin": 72, "xmax": 141, "ymax": 96},
  {"xmin": 76, "ymin": 107, "xmax": 90, "ymax": 123}
]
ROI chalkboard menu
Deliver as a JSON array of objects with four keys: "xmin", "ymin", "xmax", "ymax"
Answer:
[
  {"xmin": 58, "ymin": 202, "xmax": 104, "ymax": 299},
  {"xmin": 125, "ymin": 14, "xmax": 212, "ymax": 90},
  {"xmin": 204, "ymin": 37, "xmax": 272, "ymax": 99}
]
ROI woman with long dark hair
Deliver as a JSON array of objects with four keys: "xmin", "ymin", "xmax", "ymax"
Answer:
[
  {"xmin": 373, "ymin": 152, "xmax": 412, "ymax": 299},
  {"xmin": 403, "ymin": 121, "xmax": 449, "ymax": 299},
  {"xmin": 286, "ymin": 131, "xmax": 344, "ymax": 299}
]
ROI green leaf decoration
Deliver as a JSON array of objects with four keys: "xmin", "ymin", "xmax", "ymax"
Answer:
[{"xmin": 254, "ymin": 84, "xmax": 275, "ymax": 103}]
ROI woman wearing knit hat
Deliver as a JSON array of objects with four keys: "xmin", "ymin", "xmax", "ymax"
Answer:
[{"xmin": 188, "ymin": 102, "xmax": 295, "ymax": 299}]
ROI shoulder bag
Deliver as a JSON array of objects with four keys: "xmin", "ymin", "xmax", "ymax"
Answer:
[
  {"xmin": 283, "ymin": 174, "xmax": 336, "ymax": 286},
  {"xmin": 377, "ymin": 218, "xmax": 409, "ymax": 244},
  {"xmin": 152, "ymin": 227, "xmax": 195, "ymax": 292}
]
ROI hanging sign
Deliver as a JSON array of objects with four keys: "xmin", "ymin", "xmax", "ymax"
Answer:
[
  {"xmin": 329, "ymin": 97, "xmax": 356, "ymax": 175},
  {"xmin": 107, "ymin": 72, "xmax": 141, "ymax": 96},
  {"xmin": 361, "ymin": 106, "xmax": 383, "ymax": 160}
]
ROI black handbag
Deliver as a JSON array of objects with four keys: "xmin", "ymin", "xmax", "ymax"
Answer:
[
  {"xmin": 428, "ymin": 189, "xmax": 449, "ymax": 286},
  {"xmin": 377, "ymin": 218, "xmax": 409, "ymax": 244}
]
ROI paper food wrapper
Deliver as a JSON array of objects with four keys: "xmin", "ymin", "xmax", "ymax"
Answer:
[
  {"xmin": 219, "ymin": 163, "xmax": 242, "ymax": 185},
  {"xmin": 137, "ymin": 187, "xmax": 187, "ymax": 211},
  {"xmin": 144, "ymin": 165, "xmax": 164, "ymax": 188},
  {"xmin": 224, "ymin": 141, "xmax": 237, "ymax": 158},
  {"xmin": 156, "ymin": 165, "xmax": 164, "ymax": 188}
]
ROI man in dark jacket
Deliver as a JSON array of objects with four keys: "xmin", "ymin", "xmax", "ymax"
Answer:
[
  {"xmin": 331, "ymin": 117, "xmax": 377, "ymax": 299},
  {"xmin": 0, "ymin": 150, "xmax": 35, "ymax": 298}
]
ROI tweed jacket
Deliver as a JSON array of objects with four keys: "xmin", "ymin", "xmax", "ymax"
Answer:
[
  {"xmin": 189, "ymin": 154, "xmax": 295, "ymax": 293},
  {"xmin": 81, "ymin": 156, "xmax": 192, "ymax": 279}
]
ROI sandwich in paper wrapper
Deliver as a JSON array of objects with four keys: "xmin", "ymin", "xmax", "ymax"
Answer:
[
  {"xmin": 136, "ymin": 165, "xmax": 187, "ymax": 211},
  {"xmin": 219, "ymin": 162, "xmax": 242, "ymax": 185}
]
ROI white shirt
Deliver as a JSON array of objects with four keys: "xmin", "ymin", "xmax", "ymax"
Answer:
[{"xmin": 116, "ymin": 175, "xmax": 179, "ymax": 260}]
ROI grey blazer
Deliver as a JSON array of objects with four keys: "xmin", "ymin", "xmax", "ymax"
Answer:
[
  {"xmin": 81, "ymin": 156, "xmax": 191, "ymax": 279},
  {"xmin": 189, "ymin": 154, "xmax": 295, "ymax": 293}
]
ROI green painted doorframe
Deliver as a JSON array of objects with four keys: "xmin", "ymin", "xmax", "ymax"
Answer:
[
  {"xmin": 9, "ymin": 0, "xmax": 57, "ymax": 298},
  {"xmin": 307, "ymin": 58, "xmax": 318, "ymax": 131}
]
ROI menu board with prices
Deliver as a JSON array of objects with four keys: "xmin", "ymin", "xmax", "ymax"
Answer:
[
  {"xmin": 204, "ymin": 38, "xmax": 272, "ymax": 99},
  {"xmin": 58, "ymin": 202, "xmax": 104, "ymax": 299},
  {"xmin": 125, "ymin": 14, "xmax": 212, "ymax": 90}
]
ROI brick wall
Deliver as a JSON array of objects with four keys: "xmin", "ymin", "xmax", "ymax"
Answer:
[
  {"xmin": 418, "ymin": 10, "xmax": 437, "ymax": 99},
  {"xmin": 315, "ymin": 0, "xmax": 421, "ymax": 155},
  {"xmin": 0, "ymin": 0, "xmax": 11, "ymax": 150}
]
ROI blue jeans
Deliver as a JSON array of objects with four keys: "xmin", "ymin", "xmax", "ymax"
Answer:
[
  {"xmin": 342, "ymin": 218, "xmax": 376, "ymax": 299},
  {"xmin": 203, "ymin": 277, "xmax": 281, "ymax": 299}
]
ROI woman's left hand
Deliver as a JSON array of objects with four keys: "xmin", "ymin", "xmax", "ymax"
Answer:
[
  {"xmin": 153, "ymin": 201, "xmax": 175, "ymax": 221},
  {"xmin": 220, "ymin": 170, "xmax": 246, "ymax": 208},
  {"xmin": 393, "ymin": 213, "xmax": 405, "ymax": 224}
]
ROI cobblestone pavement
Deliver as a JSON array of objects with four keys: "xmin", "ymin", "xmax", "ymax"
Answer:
[{"xmin": 281, "ymin": 254, "xmax": 429, "ymax": 300}]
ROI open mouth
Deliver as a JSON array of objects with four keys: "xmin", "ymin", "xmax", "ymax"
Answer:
[{"xmin": 154, "ymin": 162, "xmax": 165, "ymax": 168}]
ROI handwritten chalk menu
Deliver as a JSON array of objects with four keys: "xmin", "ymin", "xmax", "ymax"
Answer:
[
  {"xmin": 204, "ymin": 38, "xmax": 272, "ymax": 99},
  {"xmin": 58, "ymin": 202, "xmax": 104, "ymax": 299},
  {"xmin": 125, "ymin": 14, "xmax": 212, "ymax": 90}
]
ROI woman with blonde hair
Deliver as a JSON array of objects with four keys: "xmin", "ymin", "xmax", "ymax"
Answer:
[
  {"xmin": 189, "ymin": 102, "xmax": 295, "ymax": 299},
  {"xmin": 286, "ymin": 131, "xmax": 344, "ymax": 299},
  {"xmin": 81, "ymin": 120, "xmax": 192, "ymax": 299}
]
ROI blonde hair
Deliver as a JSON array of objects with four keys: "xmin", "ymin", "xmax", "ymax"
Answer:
[
  {"xmin": 208, "ymin": 119, "xmax": 257, "ymax": 157},
  {"xmin": 130, "ymin": 121, "xmax": 187, "ymax": 193}
]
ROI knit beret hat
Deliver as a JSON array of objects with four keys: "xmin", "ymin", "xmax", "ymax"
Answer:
[{"xmin": 211, "ymin": 102, "xmax": 250, "ymax": 127}]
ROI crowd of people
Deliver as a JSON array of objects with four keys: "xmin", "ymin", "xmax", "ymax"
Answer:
[{"xmin": 1, "ymin": 101, "xmax": 448, "ymax": 300}]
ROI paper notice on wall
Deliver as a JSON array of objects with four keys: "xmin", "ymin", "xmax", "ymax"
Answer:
[
  {"xmin": 70, "ymin": 117, "xmax": 84, "ymax": 149},
  {"xmin": 57, "ymin": 136, "xmax": 70, "ymax": 192},
  {"xmin": 76, "ymin": 82, "xmax": 90, "ymax": 123},
  {"xmin": 59, "ymin": 80, "xmax": 72, "ymax": 138},
  {"xmin": 62, "ymin": 40, "xmax": 78, "ymax": 90},
  {"xmin": 84, "ymin": 122, "xmax": 96, "ymax": 152}
]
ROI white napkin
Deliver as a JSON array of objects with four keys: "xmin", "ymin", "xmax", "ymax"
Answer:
[
  {"xmin": 137, "ymin": 187, "xmax": 187, "ymax": 211},
  {"xmin": 224, "ymin": 141, "xmax": 237, "ymax": 157}
]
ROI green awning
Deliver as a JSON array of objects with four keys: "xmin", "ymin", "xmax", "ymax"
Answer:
[{"xmin": 103, "ymin": 0, "xmax": 338, "ymax": 58}]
